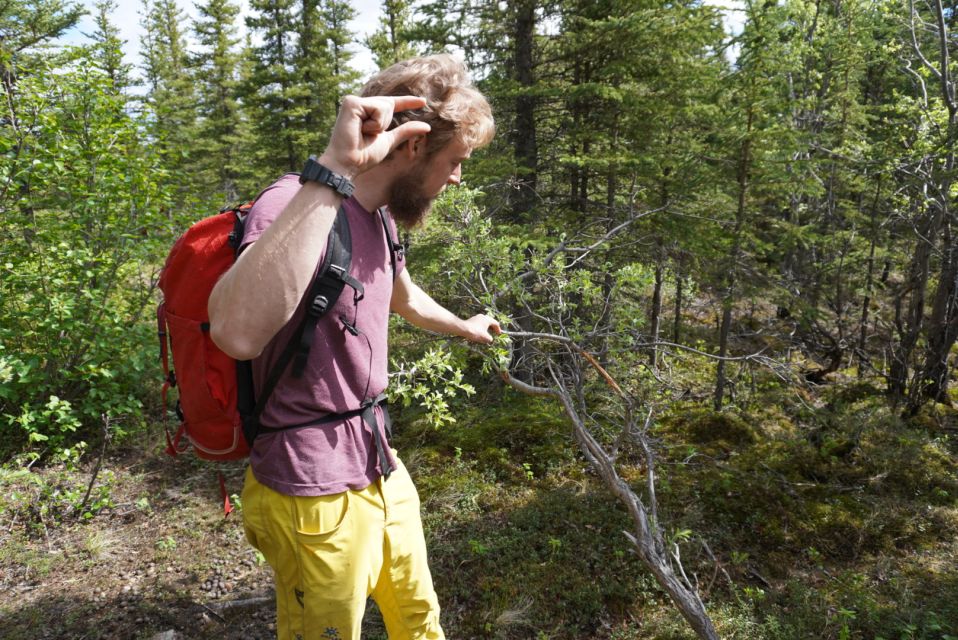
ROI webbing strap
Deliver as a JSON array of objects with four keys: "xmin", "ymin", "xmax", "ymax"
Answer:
[
  {"xmin": 256, "ymin": 394, "xmax": 394, "ymax": 479},
  {"xmin": 242, "ymin": 204, "xmax": 356, "ymax": 447},
  {"xmin": 157, "ymin": 303, "xmax": 183, "ymax": 457},
  {"xmin": 360, "ymin": 393, "xmax": 394, "ymax": 479},
  {"xmin": 219, "ymin": 471, "xmax": 233, "ymax": 516},
  {"xmin": 292, "ymin": 205, "xmax": 355, "ymax": 378},
  {"xmin": 378, "ymin": 208, "xmax": 403, "ymax": 281}
]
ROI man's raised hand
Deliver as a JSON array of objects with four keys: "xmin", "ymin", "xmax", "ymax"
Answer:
[{"xmin": 319, "ymin": 95, "xmax": 431, "ymax": 179}]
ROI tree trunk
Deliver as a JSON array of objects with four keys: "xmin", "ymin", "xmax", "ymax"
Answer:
[
  {"xmin": 857, "ymin": 177, "xmax": 882, "ymax": 377},
  {"xmin": 917, "ymin": 224, "xmax": 958, "ymax": 405},
  {"xmin": 512, "ymin": 0, "xmax": 537, "ymax": 220},
  {"xmin": 716, "ymin": 104, "xmax": 752, "ymax": 410},
  {"xmin": 897, "ymin": 0, "xmax": 957, "ymax": 407},
  {"xmin": 714, "ymin": 302, "xmax": 733, "ymax": 411},
  {"xmin": 649, "ymin": 259, "xmax": 664, "ymax": 369},
  {"xmin": 888, "ymin": 199, "xmax": 938, "ymax": 402},
  {"xmin": 673, "ymin": 259, "xmax": 684, "ymax": 344}
]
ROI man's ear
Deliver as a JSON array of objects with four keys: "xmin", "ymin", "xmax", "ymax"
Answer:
[{"xmin": 408, "ymin": 134, "xmax": 427, "ymax": 158}]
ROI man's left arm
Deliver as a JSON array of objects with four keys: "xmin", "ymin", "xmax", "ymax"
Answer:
[{"xmin": 390, "ymin": 269, "xmax": 500, "ymax": 344}]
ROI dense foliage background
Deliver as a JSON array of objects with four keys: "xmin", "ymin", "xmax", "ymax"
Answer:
[{"xmin": 2, "ymin": 0, "xmax": 958, "ymax": 638}]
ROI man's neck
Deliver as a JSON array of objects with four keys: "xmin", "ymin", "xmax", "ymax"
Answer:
[{"xmin": 352, "ymin": 164, "xmax": 394, "ymax": 213}]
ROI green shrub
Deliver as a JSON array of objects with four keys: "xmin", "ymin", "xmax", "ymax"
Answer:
[{"xmin": 0, "ymin": 54, "xmax": 177, "ymax": 461}]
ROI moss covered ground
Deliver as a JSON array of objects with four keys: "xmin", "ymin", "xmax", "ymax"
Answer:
[{"xmin": 1, "ymin": 372, "xmax": 957, "ymax": 639}]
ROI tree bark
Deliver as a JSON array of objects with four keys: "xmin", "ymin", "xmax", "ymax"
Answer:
[
  {"xmin": 857, "ymin": 177, "xmax": 882, "ymax": 377},
  {"xmin": 918, "ymin": 225, "xmax": 958, "ymax": 405},
  {"xmin": 716, "ymin": 103, "xmax": 752, "ymax": 411},
  {"xmin": 511, "ymin": 0, "xmax": 538, "ymax": 220},
  {"xmin": 673, "ymin": 260, "xmax": 684, "ymax": 344},
  {"xmin": 649, "ymin": 259, "xmax": 664, "ymax": 369}
]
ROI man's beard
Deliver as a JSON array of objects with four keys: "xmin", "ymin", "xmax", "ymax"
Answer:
[{"xmin": 387, "ymin": 162, "xmax": 433, "ymax": 228}]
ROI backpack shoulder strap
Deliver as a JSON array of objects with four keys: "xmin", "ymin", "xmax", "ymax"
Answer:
[
  {"xmin": 378, "ymin": 207, "xmax": 404, "ymax": 281},
  {"xmin": 245, "ymin": 203, "xmax": 356, "ymax": 427}
]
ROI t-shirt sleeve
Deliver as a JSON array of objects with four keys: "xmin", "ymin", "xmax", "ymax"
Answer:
[{"xmin": 240, "ymin": 174, "xmax": 301, "ymax": 250}]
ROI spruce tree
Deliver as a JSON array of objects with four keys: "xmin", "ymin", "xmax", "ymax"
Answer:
[
  {"xmin": 366, "ymin": 0, "xmax": 419, "ymax": 69},
  {"xmin": 243, "ymin": 0, "xmax": 298, "ymax": 172},
  {"xmin": 140, "ymin": 0, "xmax": 199, "ymax": 207},
  {"xmin": 321, "ymin": 0, "xmax": 359, "ymax": 91},
  {"xmin": 89, "ymin": 0, "xmax": 132, "ymax": 95},
  {"xmin": 192, "ymin": 0, "xmax": 243, "ymax": 202}
]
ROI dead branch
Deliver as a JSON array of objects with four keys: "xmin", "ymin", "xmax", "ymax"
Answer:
[
  {"xmin": 205, "ymin": 594, "xmax": 272, "ymax": 613},
  {"xmin": 493, "ymin": 333, "xmax": 720, "ymax": 640},
  {"xmin": 77, "ymin": 414, "xmax": 111, "ymax": 518}
]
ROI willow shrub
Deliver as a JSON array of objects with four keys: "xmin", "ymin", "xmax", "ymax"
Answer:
[{"xmin": 0, "ymin": 51, "xmax": 178, "ymax": 463}]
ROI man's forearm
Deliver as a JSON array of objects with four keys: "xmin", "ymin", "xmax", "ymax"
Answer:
[
  {"xmin": 208, "ymin": 93, "xmax": 433, "ymax": 359},
  {"xmin": 391, "ymin": 271, "xmax": 500, "ymax": 344},
  {"xmin": 208, "ymin": 183, "xmax": 342, "ymax": 360},
  {"xmin": 392, "ymin": 277, "xmax": 469, "ymax": 337}
]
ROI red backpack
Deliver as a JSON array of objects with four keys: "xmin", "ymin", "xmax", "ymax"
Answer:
[
  {"xmin": 157, "ymin": 203, "xmax": 252, "ymax": 462},
  {"xmin": 157, "ymin": 196, "xmax": 402, "ymax": 468}
]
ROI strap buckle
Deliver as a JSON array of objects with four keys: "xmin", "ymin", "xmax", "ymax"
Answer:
[
  {"xmin": 328, "ymin": 264, "xmax": 347, "ymax": 280},
  {"xmin": 309, "ymin": 294, "xmax": 329, "ymax": 316}
]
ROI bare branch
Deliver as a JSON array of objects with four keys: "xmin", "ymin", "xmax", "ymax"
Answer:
[
  {"xmin": 932, "ymin": 0, "xmax": 955, "ymax": 110},
  {"xmin": 908, "ymin": 0, "xmax": 944, "ymax": 79}
]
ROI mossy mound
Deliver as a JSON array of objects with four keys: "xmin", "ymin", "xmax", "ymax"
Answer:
[{"xmin": 662, "ymin": 407, "xmax": 758, "ymax": 451}]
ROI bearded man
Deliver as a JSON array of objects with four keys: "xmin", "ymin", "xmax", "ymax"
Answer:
[{"xmin": 208, "ymin": 54, "xmax": 499, "ymax": 640}]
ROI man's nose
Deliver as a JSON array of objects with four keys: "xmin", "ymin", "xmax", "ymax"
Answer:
[{"xmin": 447, "ymin": 164, "xmax": 462, "ymax": 186}]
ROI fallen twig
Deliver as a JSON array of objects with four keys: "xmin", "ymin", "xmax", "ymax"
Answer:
[
  {"xmin": 77, "ymin": 414, "xmax": 111, "ymax": 518},
  {"xmin": 205, "ymin": 594, "xmax": 272, "ymax": 613}
]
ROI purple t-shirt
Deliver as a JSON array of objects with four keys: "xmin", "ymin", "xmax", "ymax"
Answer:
[{"xmin": 240, "ymin": 174, "xmax": 405, "ymax": 496}]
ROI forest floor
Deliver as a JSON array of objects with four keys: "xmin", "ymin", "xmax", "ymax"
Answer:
[{"xmin": 2, "ymin": 376, "xmax": 958, "ymax": 639}]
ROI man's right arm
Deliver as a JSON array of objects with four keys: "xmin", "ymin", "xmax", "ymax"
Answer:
[
  {"xmin": 208, "ymin": 95, "xmax": 431, "ymax": 360},
  {"xmin": 208, "ymin": 181, "xmax": 343, "ymax": 360}
]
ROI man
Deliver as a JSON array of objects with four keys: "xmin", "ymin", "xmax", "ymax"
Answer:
[{"xmin": 208, "ymin": 54, "xmax": 499, "ymax": 640}]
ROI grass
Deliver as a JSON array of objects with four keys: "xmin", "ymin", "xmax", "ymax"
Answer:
[{"xmin": 0, "ymin": 374, "xmax": 957, "ymax": 638}]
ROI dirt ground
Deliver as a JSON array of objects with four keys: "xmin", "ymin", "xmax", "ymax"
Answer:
[{"xmin": 0, "ymin": 443, "xmax": 388, "ymax": 639}]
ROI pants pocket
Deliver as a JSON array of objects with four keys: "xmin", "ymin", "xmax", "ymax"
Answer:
[{"xmin": 293, "ymin": 491, "xmax": 350, "ymax": 540}]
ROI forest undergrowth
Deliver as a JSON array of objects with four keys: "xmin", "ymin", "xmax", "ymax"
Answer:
[{"xmin": 1, "ymin": 341, "xmax": 956, "ymax": 640}]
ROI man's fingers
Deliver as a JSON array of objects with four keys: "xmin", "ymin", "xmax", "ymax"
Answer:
[
  {"xmin": 387, "ymin": 120, "xmax": 432, "ymax": 149},
  {"xmin": 323, "ymin": 94, "xmax": 431, "ymax": 176},
  {"xmin": 358, "ymin": 95, "xmax": 427, "ymax": 135},
  {"xmin": 359, "ymin": 100, "xmax": 392, "ymax": 134},
  {"xmin": 390, "ymin": 95, "xmax": 428, "ymax": 112}
]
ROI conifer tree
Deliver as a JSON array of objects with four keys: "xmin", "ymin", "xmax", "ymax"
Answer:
[
  {"xmin": 321, "ymin": 0, "xmax": 359, "ymax": 89},
  {"xmin": 192, "ymin": 0, "xmax": 243, "ymax": 202},
  {"xmin": 366, "ymin": 0, "xmax": 419, "ymax": 69},
  {"xmin": 89, "ymin": 0, "xmax": 132, "ymax": 95},
  {"xmin": 244, "ymin": 0, "xmax": 298, "ymax": 172},
  {"xmin": 0, "ymin": 0, "xmax": 84, "ymax": 97},
  {"xmin": 140, "ymin": 0, "xmax": 199, "ymax": 206},
  {"xmin": 288, "ymin": 0, "xmax": 347, "ymax": 154},
  {"xmin": 243, "ymin": 0, "xmax": 359, "ymax": 177}
]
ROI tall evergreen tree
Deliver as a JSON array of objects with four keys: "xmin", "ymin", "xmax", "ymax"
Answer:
[
  {"xmin": 0, "ymin": 0, "xmax": 84, "ymax": 73},
  {"xmin": 366, "ymin": 0, "xmax": 419, "ymax": 69},
  {"xmin": 89, "ymin": 0, "xmax": 132, "ymax": 95},
  {"xmin": 321, "ymin": 0, "xmax": 359, "ymax": 88},
  {"xmin": 140, "ymin": 0, "xmax": 199, "ymax": 206},
  {"xmin": 243, "ymin": 0, "xmax": 298, "ymax": 172},
  {"xmin": 192, "ymin": 0, "xmax": 243, "ymax": 202},
  {"xmin": 242, "ymin": 0, "xmax": 359, "ymax": 178}
]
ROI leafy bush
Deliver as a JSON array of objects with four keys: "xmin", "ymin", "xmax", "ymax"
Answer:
[{"xmin": 0, "ymin": 52, "xmax": 178, "ymax": 461}]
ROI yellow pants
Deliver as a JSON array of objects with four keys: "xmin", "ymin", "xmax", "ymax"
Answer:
[{"xmin": 241, "ymin": 457, "xmax": 444, "ymax": 640}]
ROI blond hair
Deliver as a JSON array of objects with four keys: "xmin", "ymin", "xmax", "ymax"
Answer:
[{"xmin": 361, "ymin": 54, "xmax": 495, "ymax": 156}]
